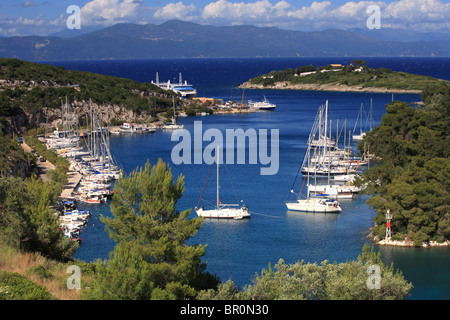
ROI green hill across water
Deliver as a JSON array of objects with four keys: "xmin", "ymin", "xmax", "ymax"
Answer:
[{"xmin": 240, "ymin": 60, "xmax": 449, "ymax": 93}]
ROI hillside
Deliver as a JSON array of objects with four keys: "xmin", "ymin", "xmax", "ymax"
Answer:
[
  {"xmin": 1, "ymin": 20, "xmax": 449, "ymax": 60},
  {"xmin": 240, "ymin": 61, "xmax": 450, "ymax": 93},
  {"xmin": 0, "ymin": 58, "xmax": 177, "ymax": 133}
]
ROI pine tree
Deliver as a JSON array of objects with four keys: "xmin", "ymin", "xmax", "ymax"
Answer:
[{"xmin": 85, "ymin": 159, "xmax": 219, "ymax": 300}]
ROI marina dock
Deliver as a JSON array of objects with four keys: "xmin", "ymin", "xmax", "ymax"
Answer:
[{"xmin": 59, "ymin": 166, "xmax": 82, "ymax": 200}]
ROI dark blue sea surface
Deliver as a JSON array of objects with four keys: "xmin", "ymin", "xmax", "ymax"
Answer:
[{"xmin": 43, "ymin": 57, "xmax": 450, "ymax": 299}]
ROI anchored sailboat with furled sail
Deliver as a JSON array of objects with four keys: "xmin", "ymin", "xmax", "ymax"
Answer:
[
  {"xmin": 163, "ymin": 96, "xmax": 184, "ymax": 130},
  {"xmin": 195, "ymin": 146, "xmax": 250, "ymax": 220}
]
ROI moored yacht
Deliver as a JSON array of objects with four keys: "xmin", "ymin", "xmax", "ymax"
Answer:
[
  {"xmin": 285, "ymin": 197, "xmax": 342, "ymax": 213},
  {"xmin": 195, "ymin": 146, "xmax": 250, "ymax": 220}
]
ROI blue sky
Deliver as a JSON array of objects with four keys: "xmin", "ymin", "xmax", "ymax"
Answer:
[{"xmin": 1, "ymin": 0, "xmax": 449, "ymax": 36}]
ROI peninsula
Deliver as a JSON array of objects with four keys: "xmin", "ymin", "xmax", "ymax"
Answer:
[
  {"xmin": 0, "ymin": 58, "xmax": 211, "ymax": 134},
  {"xmin": 239, "ymin": 60, "xmax": 449, "ymax": 93}
]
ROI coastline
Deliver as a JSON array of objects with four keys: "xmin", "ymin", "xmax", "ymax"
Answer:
[
  {"xmin": 239, "ymin": 81, "xmax": 423, "ymax": 94},
  {"xmin": 377, "ymin": 239, "xmax": 450, "ymax": 248},
  {"xmin": 369, "ymin": 232, "xmax": 450, "ymax": 248}
]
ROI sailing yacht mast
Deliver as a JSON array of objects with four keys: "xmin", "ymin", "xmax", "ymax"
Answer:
[
  {"xmin": 360, "ymin": 103, "xmax": 363, "ymax": 136},
  {"xmin": 216, "ymin": 146, "xmax": 220, "ymax": 210}
]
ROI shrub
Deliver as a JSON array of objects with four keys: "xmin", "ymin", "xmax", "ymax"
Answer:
[{"xmin": 0, "ymin": 271, "xmax": 55, "ymax": 300}]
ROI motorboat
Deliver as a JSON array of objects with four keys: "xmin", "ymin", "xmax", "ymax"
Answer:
[{"xmin": 251, "ymin": 96, "xmax": 276, "ymax": 110}]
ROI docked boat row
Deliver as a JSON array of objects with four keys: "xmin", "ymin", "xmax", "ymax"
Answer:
[
  {"xmin": 40, "ymin": 100, "xmax": 121, "ymax": 240},
  {"xmin": 59, "ymin": 208, "xmax": 91, "ymax": 242},
  {"xmin": 72, "ymin": 105, "xmax": 121, "ymax": 204},
  {"xmin": 115, "ymin": 97, "xmax": 184, "ymax": 133},
  {"xmin": 285, "ymin": 100, "xmax": 369, "ymax": 213}
]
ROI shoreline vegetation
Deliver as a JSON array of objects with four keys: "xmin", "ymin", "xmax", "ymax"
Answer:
[
  {"xmin": 358, "ymin": 83, "xmax": 450, "ymax": 249},
  {"xmin": 239, "ymin": 59, "xmax": 449, "ymax": 94}
]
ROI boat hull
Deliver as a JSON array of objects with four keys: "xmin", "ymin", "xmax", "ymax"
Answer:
[
  {"xmin": 285, "ymin": 198, "xmax": 342, "ymax": 213},
  {"xmin": 195, "ymin": 207, "xmax": 250, "ymax": 219},
  {"xmin": 258, "ymin": 106, "xmax": 276, "ymax": 111}
]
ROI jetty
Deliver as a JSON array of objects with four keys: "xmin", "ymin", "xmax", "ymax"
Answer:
[{"xmin": 59, "ymin": 166, "xmax": 82, "ymax": 200}]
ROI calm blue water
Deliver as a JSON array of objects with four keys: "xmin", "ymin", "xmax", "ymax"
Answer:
[{"xmin": 43, "ymin": 57, "xmax": 450, "ymax": 300}]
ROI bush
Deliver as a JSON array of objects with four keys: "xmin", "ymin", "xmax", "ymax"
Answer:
[
  {"xmin": 28, "ymin": 265, "xmax": 53, "ymax": 280},
  {"xmin": 0, "ymin": 271, "xmax": 54, "ymax": 300}
]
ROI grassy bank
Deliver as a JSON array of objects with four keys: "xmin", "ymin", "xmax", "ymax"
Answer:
[{"xmin": 0, "ymin": 246, "xmax": 96, "ymax": 300}]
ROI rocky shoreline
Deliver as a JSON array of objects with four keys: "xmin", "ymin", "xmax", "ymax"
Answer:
[
  {"xmin": 377, "ymin": 239, "xmax": 450, "ymax": 248},
  {"xmin": 369, "ymin": 232, "xmax": 450, "ymax": 248},
  {"xmin": 239, "ymin": 81, "xmax": 423, "ymax": 94}
]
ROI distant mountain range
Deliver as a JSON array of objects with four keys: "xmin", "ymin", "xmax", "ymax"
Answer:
[{"xmin": 1, "ymin": 20, "xmax": 449, "ymax": 61}]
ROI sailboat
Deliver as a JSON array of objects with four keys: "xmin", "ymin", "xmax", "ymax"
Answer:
[
  {"xmin": 195, "ymin": 146, "xmax": 250, "ymax": 220},
  {"xmin": 285, "ymin": 101, "xmax": 342, "ymax": 213},
  {"xmin": 307, "ymin": 104, "xmax": 356, "ymax": 200},
  {"xmin": 163, "ymin": 96, "xmax": 184, "ymax": 130},
  {"xmin": 352, "ymin": 100, "xmax": 372, "ymax": 141}
]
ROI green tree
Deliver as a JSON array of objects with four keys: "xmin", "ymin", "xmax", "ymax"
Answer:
[
  {"xmin": 199, "ymin": 245, "xmax": 412, "ymax": 300},
  {"xmin": 0, "ymin": 177, "xmax": 33, "ymax": 250},
  {"xmin": 360, "ymin": 84, "xmax": 450, "ymax": 245},
  {"xmin": 84, "ymin": 159, "xmax": 219, "ymax": 300},
  {"xmin": 351, "ymin": 59, "xmax": 367, "ymax": 66},
  {"xmin": 23, "ymin": 177, "xmax": 77, "ymax": 260},
  {"xmin": 0, "ymin": 176, "xmax": 77, "ymax": 261}
]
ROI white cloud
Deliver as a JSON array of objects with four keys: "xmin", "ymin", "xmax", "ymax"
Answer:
[
  {"xmin": 385, "ymin": 0, "xmax": 450, "ymax": 22},
  {"xmin": 153, "ymin": 1, "xmax": 199, "ymax": 21},
  {"xmin": 201, "ymin": 0, "xmax": 293, "ymax": 24},
  {"xmin": 80, "ymin": 0, "xmax": 143, "ymax": 26},
  {"xmin": 1, "ymin": 0, "xmax": 449, "ymax": 37},
  {"xmin": 20, "ymin": 1, "xmax": 36, "ymax": 8},
  {"xmin": 0, "ymin": 13, "xmax": 65, "ymax": 37},
  {"xmin": 197, "ymin": 0, "xmax": 450, "ymax": 32}
]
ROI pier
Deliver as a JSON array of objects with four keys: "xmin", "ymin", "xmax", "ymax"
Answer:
[{"xmin": 59, "ymin": 166, "xmax": 82, "ymax": 200}]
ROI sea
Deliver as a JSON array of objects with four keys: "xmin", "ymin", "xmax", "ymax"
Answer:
[{"xmin": 42, "ymin": 57, "xmax": 450, "ymax": 300}]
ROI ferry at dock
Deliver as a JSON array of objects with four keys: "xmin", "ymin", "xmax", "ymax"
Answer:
[{"xmin": 151, "ymin": 72, "xmax": 197, "ymax": 99}]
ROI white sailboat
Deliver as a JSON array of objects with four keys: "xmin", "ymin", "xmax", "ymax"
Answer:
[
  {"xmin": 285, "ymin": 101, "xmax": 342, "ymax": 213},
  {"xmin": 307, "ymin": 102, "xmax": 357, "ymax": 200},
  {"xmin": 163, "ymin": 96, "xmax": 184, "ymax": 130},
  {"xmin": 195, "ymin": 146, "xmax": 250, "ymax": 220},
  {"xmin": 307, "ymin": 184, "xmax": 355, "ymax": 199},
  {"xmin": 352, "ymin": 100, "xmax": 372, "ymax": 141},
  {"xmin": 285, "ymin": 197, "xmax": 342, "ymax": 212}
]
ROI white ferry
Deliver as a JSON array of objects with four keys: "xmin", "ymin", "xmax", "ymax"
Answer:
[
  {"xmin": 151, "ymin": 72, "xmax": 197, "ymax": 99},
  {"xmin": 249, "ymin": 96, "xmax": 276, "ymax": 110}
]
